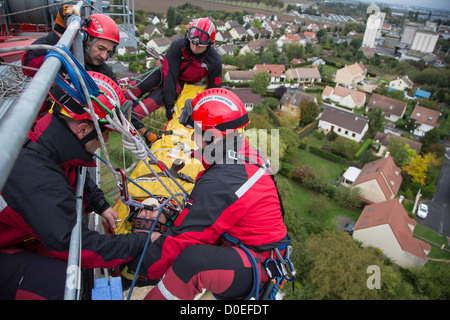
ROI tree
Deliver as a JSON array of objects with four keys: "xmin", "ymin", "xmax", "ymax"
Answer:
[
  {"xmin": 367, "ymin": 107, "xmax": 385, "ymax": 137},
  {"xmin": 387, "ymin": 135, "xmax": 413, "ymax": 167},
  {"xmin": 251, "ymin": 70, "xmax": 270, "ymax": 95},
  {"xmin": 420, "ymin": 127, "xmax": 440, "ymax": 148},
  {"xmin": 299, "ymin": 100, "xmax": 320, "ymax": 124},
  {"xmin": 402, "ymin": 153, "xmax": 437, "ymax": 186},
  {"xmin": 166, "ymin": 6, "xmax": 176, "ymax": 29},
  {"xmin": 285, "ymin": 43, "xmax": 304, "ymax": 62},
  {"xmin": 329, "ymin": 137, "xmax": 359, "ymax": 160},
  {"xmin": 285, "ymin": 229, "xmax": 417, "ymax": 300}
]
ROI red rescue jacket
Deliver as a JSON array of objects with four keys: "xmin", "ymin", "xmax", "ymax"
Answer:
[
  {"xmin": 138, "ymin": 136, "xmax": 289, "ymax": 280},
  {"xmin": 0, "ymin": 114, "xmax": 147, "ymax": 268}
]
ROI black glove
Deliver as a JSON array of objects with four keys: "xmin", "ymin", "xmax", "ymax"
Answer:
[
  {"xmin": 165, "ymin": 105, "xmax": 173, "ymax": 120},
  {"xmin": 54, "ymin": 5, "xmax": 80, "ymax": 34}
]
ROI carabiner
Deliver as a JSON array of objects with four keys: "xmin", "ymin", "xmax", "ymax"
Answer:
[{"xmin": 115, "ymin": 168, "xmax": 130, "ymax": 202}]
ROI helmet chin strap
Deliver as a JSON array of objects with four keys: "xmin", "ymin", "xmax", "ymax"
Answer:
[
  {"xmin": 79, "ymin": 127, "xmax": 99, "ymax": 146},
  {"xmin": 84, "ymin": 37, "xmax": 99, "ymax": 65}
]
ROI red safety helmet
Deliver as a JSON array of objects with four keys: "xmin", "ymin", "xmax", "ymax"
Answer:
[
  {"xmin": 83, "ymin": 14, "xmax": 120, "ymax": 44},
  {"xmin": 187, "ymin": 17, "xmax": 216, "ymax": 46},
  {"xmin": 181, "ymin": 88, "xmax": 250, "ymax": 136},
  {"xmin": 49, "ymin": 71, "xmax": 126, "ymax": 131}
]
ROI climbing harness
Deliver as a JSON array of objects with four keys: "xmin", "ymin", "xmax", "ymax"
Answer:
[
  {"xmin": 216, "ymin": 146, "xmax": 296, "ymax": 300},
  {"xmin": 220, "ymin": 232, "xmax": 261, "ymax": 300}
]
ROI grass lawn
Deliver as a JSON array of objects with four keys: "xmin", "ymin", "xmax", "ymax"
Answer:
[
  {"xmin": 278, "ymin": 175, "xmax": 360, "ymax": 227},
  {"xmin": 320, "ymin": 64, "xmax": 338, "ymax": 77},
  {"xmin": 414, "ymin": 224, "xmax": 450, "ymax": 260},
  {"xmin": 289, "ymin": 147, "xmax": 344, "ymax": 182}
]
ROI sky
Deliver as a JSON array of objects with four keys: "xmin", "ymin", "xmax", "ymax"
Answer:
[{"xmin": 361, "ymin": 0, "xmax": 450, "ymax": 11}]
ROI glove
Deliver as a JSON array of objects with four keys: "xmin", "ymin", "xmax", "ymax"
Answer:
[
  {"xmin": 143, "ymin": 130, "xmax": 158, "ymax": 146},
  {"xmin": 165, "ymin": 105, "xmax": 173, "ymax": 120},
  {"xmin": 54, "ymin": 5, "xmax": 80, "ymax": 34}
]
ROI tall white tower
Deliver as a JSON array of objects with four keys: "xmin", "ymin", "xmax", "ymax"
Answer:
[{"xmin": 362, "ymin": 10, "xmax": 386, "ymax": 48}]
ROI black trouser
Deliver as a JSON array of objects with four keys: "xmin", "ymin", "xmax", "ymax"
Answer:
[
  {"xmin": 0, "ymin": 250, "xmax": 66, "ymax": 300},
  {"xmin": 144, "ymin": 245, "xmax": 258, "ymax": 300}
]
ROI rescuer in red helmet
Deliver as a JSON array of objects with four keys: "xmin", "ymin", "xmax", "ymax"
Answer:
[
  {"xmin": 22, "ymin": 6, "xmax": 119, "ymax": 83},
  {"xmin": 0, "ymin": 72, "xmax": 149, "ymax": 300},
  {"xmin": 125, "ymin": 89, "xmax": 292, "ymax": 300},
  {"xmin": 124, "ymin": 17, "xmax": 222, "ymax": 145}
]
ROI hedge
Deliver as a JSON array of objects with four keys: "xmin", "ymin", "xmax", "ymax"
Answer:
[
  {"xmin": 354, "ymin": 139, "xmax": 373, "ymax": 158},
  {"xmin": 309, "ymin": 146, "xmax": 346, "ymax": 164}
]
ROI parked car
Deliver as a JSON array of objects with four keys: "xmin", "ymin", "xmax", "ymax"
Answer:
[
  {"xmin": 344, "ymin": 223, "xmax": 354, "ymax": 235},
  {"xmin": 417, "ymin": 203, "xmax": 429, "ymax": 219}
]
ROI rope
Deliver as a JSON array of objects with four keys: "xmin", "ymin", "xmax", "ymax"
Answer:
[
  {"xmin": 0, "ymin": 64, "xmax": 31, "ymax": 99},
  {"xmin": 0, "ymin": 0, "xmax": 75, "ymax": 19}
]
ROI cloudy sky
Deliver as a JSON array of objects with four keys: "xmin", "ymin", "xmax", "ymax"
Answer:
[{"xmin": 361, "ymin": 0, "xmax": 449, "ymax": 11}]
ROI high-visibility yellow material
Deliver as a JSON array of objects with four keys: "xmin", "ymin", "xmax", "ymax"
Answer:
[{"xmin": 113, "ymin": 84, "xmax": 206, "ymax": 234}]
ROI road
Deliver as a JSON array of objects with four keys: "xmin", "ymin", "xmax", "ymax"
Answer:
[{"xmin": 416, "ymin": 142, "xmax": 450, "ymax": 237}]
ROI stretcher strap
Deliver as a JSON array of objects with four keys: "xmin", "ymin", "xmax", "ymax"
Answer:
[{"xmin": 132, "ymin": 217, "xmax": 168, "ymax": 234}]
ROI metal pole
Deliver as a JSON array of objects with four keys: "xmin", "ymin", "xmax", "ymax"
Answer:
[
  {"xmin": 64, "ymin": 166, "xmax": 87, "ymax": 300},
  {"xmin": 0, "ymin": 1, "xmax": 84, "ymax": 192}
]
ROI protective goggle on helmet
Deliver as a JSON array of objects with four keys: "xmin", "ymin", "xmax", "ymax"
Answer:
[{"xmin": 187, "ymin": 18, "xmax": 216, "ymax": 46}]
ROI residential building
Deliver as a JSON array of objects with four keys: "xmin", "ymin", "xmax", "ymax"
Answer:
[
  {"xmin": 239, "ymin": 39, "xmax": 271, "ymax": 55},
  {"xmin": 215, "ymin": 20, "xmax": 226, "ymax": 32},
  {"xmin": 285, "ymin": 67, "xmax": 321, "ymax": 84},
  {"xmin": 225, "ymin": 20, "xmax": 240, "ymax": 30},
  {"xmin": 322, "ymin": 85, "xmax": 367, "ymax": 109},
  {"xmin": 215, "ymin": 31, "xmax": 233, "ymax": 43},
  {"xmin": 246, "ymin": 28, "xmax": 260, "ymax": 39},
  {"xmin": 280, "ymin": 90, "xmax": 317, "ymax": 115},
  {"xmin": 335, "ymin": 62, "xmax": 367, "ymax": 86},
  {"xmin": 410, "ymin": 104, "xmax": 441, "ymax": 137},
  {"xmin": 146, "ymin": 15, "xmax": 161, "ymax": 25},
  {"xmin": 223, "ymin": 70, "xmax": 257, "ymax": 83},
  {"xmin": 229, "ymin": 88, "xmax": 261, "ymax": 112},
  {"xmin": 229, "ymin": 27, "xmax": 248, "ymax": 41},
  {"xmin": 388, "ymin": 76, "xmax": 414, "ymax": 91},
  {"xmin": 353, "ymin": 198, "xmax": 431, "ymax": 269},
  {"xmin": 216, "ymin": 44, "xmax": 236, "ymax": 56},
  {"xmin": 373, "ymin": 132, "xmax": 422, "ymax": 157},
  {"xmin": 262, "ymin": 20, "xmax": 279, "ymax": 35},
  {"xmin": 352, "ymin": 156, "xmax": 402, "ymax": 204},
  {"xmin": 362, "ymin": 11, "xmax": 386, "ymax": 48},
  {"xmin": 318, "ymin": 108, "xmax": 368, "ymax": 142},
  {"xmin": 366, "ymin": 93, "xmax": 407, "ymax": 123},
  {"xmin": 276, "ymin": 34, "xmax": 306, "ymax": 48},
  {"xmin": 142, "ymin": 25, "xmax": 163, "ymax": 40},
  {"xmin": 146, "ymin": 37, "xmax": 172, "ymax": 54},
  {"xmin": 253, "ymin": 64, "xmax": 285, "ymax": 82},
  {"xmin": 303, "ymin": 31, "xmax": 318, "ymax": 44}
]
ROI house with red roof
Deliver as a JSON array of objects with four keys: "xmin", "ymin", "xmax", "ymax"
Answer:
[
  {"xmin": 352, "ymin": 156, "xmax": 402, "ymax": 204},
  {"xmin": 353, "ymin": 198, "xmax": 431, "ymax": 268},
  {"xmin": 253, "ymin": 64, "xmax": 286, "ymax": 82},
  {"xmin": 410, "ymin": 104, "xmax": 441, "ymax": 137}
]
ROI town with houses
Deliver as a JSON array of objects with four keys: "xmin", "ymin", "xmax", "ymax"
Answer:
[{"xmin": 107, "ymin": 0, "xmax": 450, "ymax": 296}]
